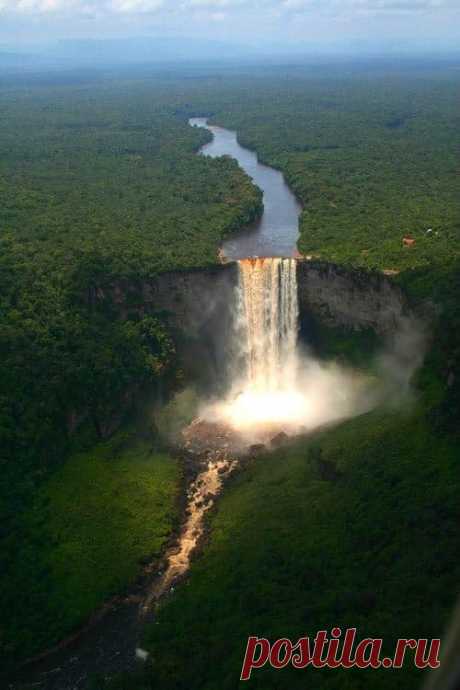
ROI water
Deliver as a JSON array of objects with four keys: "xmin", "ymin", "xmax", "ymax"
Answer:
[
  {"xmin": 189, "ymin": 117, "xmax": 301, "ymax": 260},
  {"xmin": 238, "ymin": 257, "xmax": 299, "ymax": 391},
  {"xmin": 142, "ymin": 453, "xmax": 236, "ymax": 613},
  {"xmin": 207, "ymin": 256, "xmax": 313, "ymax": 436}
]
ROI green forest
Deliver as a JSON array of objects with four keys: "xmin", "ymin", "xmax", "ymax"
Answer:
[
  {"xmin": 131, "ymin": 409, "xmax": 459, "ymax": 690},
  {"xmin": 203, "ymin": 70, "xmax": 460, "ymax": 298},
  {"xmin": 0, "ymin": 77, "xmax": 262, "ymax": 670},
  {"xmin": 1, "ymin": 62, "xmax": 459, "ymax": 688}
]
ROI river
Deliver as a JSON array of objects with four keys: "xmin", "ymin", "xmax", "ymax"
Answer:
[{"xmin": 189, "ymin": 117, "xmax": 301, "ymax": 259}]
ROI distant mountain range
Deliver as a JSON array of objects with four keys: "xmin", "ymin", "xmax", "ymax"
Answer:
[
  {"xmin": 1, "ymin": 36, "xmax": 459, "ymax": 75},
  {"xmin": 0, "ymin": 37, "xmax": 259, "ymax": 72}
]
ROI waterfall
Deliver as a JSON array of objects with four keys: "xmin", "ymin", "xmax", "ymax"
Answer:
[
  {"xmin": 237, "ymin": 258, "xmax": 299, "ymax": 391},
  {"xmin": 203, "ymin": 255, "xmax": 369, "ymax": 436}
]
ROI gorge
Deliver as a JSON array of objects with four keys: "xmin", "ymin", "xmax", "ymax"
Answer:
[
  {"xmin": 12, "ymin": 118, "xmax": 424, "ymax": 690},
  {"xmin": 3, "ymin": 62, "xmax": 457, "ymax": 690}
]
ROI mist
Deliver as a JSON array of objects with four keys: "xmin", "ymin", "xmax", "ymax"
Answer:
[{"xmin": 177, "ymin": 259, "xmax": 428, "ymax": 452}]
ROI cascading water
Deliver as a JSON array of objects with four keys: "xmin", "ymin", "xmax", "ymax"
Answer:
[
  {"xmin": 203, "ymin": 255, "xmax": 370, "ymax": 439},
  {"xmin": 237, "ymin": 257, "xmax": 299, "ymax": 391},
  {"xmin": 221, "ymin": 257, "xmax": 307, "ymax": 431}
]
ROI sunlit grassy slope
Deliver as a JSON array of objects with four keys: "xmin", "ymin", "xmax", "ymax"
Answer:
[{"xmin": 0, "ymin": 433, "xmax": 180, "ymax": 667}]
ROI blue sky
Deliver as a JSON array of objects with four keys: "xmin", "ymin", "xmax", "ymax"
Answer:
[{"xmin": 1, "ymin": 0, "xmax": 459, "ymax": 54}]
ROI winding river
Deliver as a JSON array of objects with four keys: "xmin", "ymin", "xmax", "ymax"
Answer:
[{"xmin": 189, "ymin": 117, "xmax": 301, "ymax": 259}]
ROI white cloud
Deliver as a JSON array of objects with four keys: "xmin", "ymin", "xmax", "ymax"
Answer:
[
  {"xmin": 0, "ymin": 0, "xmax": 165, "ymax": 11},
  {"xmin": 111, "ymin": 0, "xmax": 163, "ymax": 12},
  {"xmin": 0, "ymin": 0, "xmax": 458, "ymax": 51},
  {"xmin": 281, "ymin": 0, "xmax": 459, "ymax": 12},
  {"xmin": 0, "ymin": 0, "xmax": 458, "ymax": 14},
  {"xmin": 186, "ymin": 0, "xmax": 235, "ymax": 6},
  {"xmin": 13, "ymin": 0, "xmax": 68, "ymax": 11}
]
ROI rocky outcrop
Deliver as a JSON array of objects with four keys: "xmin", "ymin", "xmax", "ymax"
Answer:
[
  {"xmin": 101, "ymin": 263, "xmax": 238, "ymax": 388},
  {"xmin": 101, "ymin": 259, "xmax": 413, "ymax": 363},
  {"xmin": 140, "ymin": 264, "xmax": 237, "ymax": 338},
  {"xmin": 78, "ymin": 258, "xmax": 422, "ymax": 441},
  {"xmin": 296, "ymin": 259, "xmax": 408, "ymax": 335}
]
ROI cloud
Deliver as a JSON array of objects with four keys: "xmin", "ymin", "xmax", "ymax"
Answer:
[
  {"xmin": 350, "ymin": 0, "xmax": 456, "ymax": 12},
  {"xmin": 185, "ymin": 0, "xmax": 238, "ymax": 6},
  {"xmin": 281, "ymin": 0, "xmax": 458, "ymax": 13},
  {"xmin": 9, "ymin": 0, "xmax": 69, "ymax": 12},
  {"xmin": 111, "ymin": 0, "xmax": 163, "ymax": 13},
  {"xmin": 0, "ymin": 0, "xmax": 458, "ymax": 15},
  {"xmin": 0, "ymin": 0, "xmax": 165, "ymax": 12},
  {"xmin": 0, "ymin": 0, "xmax": 458, "ymax": 50}
]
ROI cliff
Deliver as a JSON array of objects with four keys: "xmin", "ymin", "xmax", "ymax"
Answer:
[
  {"xmin": 86, "ymin": 258, "xmax": 419, "ymax": 438},
  {"xmin": 296, "ymin": 259, "xmax": 409, "ymax": 335},
  {"xmin": 102, "ymin": 263, "xmax": 238, "ymax": 388},
  {"xmin": 102, "ymin": 259, "xmax": 412, "ymax": 361}
]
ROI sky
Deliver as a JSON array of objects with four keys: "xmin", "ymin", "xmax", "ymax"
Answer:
[{"xmin": 1, "ymin": 0, "xmax": 459, "ymax": 56}]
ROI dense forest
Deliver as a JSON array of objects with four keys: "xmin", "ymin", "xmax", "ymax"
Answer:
[
  {"xmin": 199, "ymin": 70, "xmax": 460, "ymax": 293},
  {"xmin": 198, "ymin": 66, "xmax": 460, "ymax": 436},
  {"xmin": 123, "ymin": 409, "xmax": 459, "ymax": 690},
  {"xmin": 111, "ymin": 65, "xmax": 459, "ymax": 690},
  {"xmin": 0, "ymin": 83, "xmax": 263, "ymax": 470},
  {"xmin": 1, "ymin": 62, "xmax": 459, "ymax": 686},
  {"xmin": 0, "ymin": 77, "xmax": 262, "ymax": 669}
]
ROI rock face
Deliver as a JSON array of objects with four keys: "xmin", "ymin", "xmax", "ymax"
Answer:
[
  {"xmin": 296, "ymin": 259, "xmax": 408, "ymax": 335},
  {"xmin": 99, "ymin": 259, "xmax": 413, "ymax": 380},
  {"xmin": 138, "ymin": 259, "xmax": 410, "ymax": 342},
  {"xmin": 76, "ymin": 263, "xmax": 238, "ymax": 437},
  {"xmin": 102, "ymin": 263, "xmax": 238, "ymax": 388},
  {"xmin": 182, "ymin": 417, "xmax": 245, "ymax": 455},
  {"xmin": 140, "ymin": 264, "xmax": 237, "ymax": 338},
  {"xmin": 86, "ymin": 258, "xmax": 419, "ymax": 440}
]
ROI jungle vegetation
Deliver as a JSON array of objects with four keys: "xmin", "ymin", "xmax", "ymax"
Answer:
[
  {"xmin": 118, "ymin": 406, "xmax": 459, "ymax": 690},
  {"xmin": 202, "ymin": 70, "xmax": 460, "ymax": 303},
  {"xmin": 100, "ymin": 62, "xmax": 458, "ymax": 690},
  {"xmin": 1, "ymin": 61, "xmax": 458, "ymax": 683},
  {"xmin": 0, "ymin": 76, "xmax": 262, "ymax": 668},
  {"xmin": 1, "ymin": 432, "xmax": 180, "ymax": 668}
]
